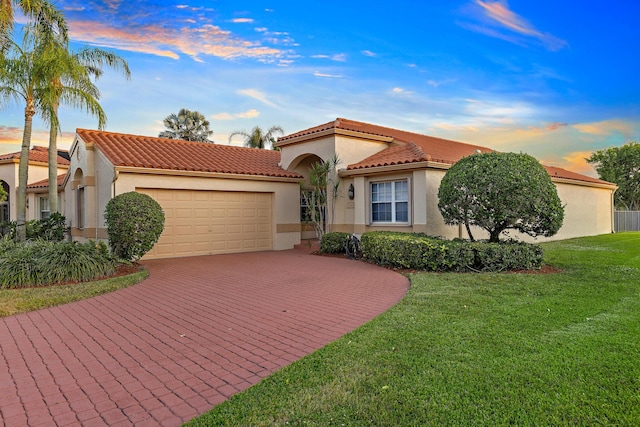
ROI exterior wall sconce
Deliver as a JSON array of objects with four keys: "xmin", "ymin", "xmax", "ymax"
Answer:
[{"xmin": 348, "ymin": 183, "xmax": 355, "ymax": 200}]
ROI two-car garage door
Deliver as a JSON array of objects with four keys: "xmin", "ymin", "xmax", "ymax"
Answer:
[{"xmin": 138, "ymin": 189, "xmax": 273, "ymax": 259}]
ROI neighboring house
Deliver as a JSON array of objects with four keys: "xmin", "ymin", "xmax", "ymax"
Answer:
[
  {"xmin": 59, "ymin": 118, "xmax": 615, "ymax": 260},
  {"xmin": 0, "ymin": 146, "xmax": 70, "ymax": 223}
]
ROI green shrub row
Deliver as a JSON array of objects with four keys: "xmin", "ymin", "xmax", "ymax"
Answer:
[
  {"xmin": 0, "ymin": 213, "xmax": 69, "ymax": 241},
  {"xmin": 0, "ymin": 239, "xmax": 120, "ymax": 289},
  {"xmin": 319, "ymin": 232, "xmax": 351, "ymax": 254},
  {"xmin": 359, "ymin": 231, "xmax": 543, "ymax": 272}
]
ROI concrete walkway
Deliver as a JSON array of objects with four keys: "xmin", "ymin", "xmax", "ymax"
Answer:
[{"xmin": 0, "ymin": 250, "xmax": 409, "ymax": 426}]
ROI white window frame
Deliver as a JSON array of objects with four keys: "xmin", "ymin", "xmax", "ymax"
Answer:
[
  {"xmin": 369, "ymin": 178, "xmax": 411, "ymax": 225},
  {"xmin": 39, "ymin": 196, "xmax": 50, "ymax": 220}
]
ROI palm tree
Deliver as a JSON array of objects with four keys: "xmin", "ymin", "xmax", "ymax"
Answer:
[
  {"xmin": 228, "ymin": 125, "xmax": 284, "ymax": 150},
  {"xmin": 1, "ymin": 36, "xmax": 56, "ymax": 240},
  {"xmin": 0, "ymin": 23, "xmax": 123, "ymax": 239},
  {"xmin": 46, "ymin": 44, "xmax": 130, "ymax": 213},
  {"xmin": 1, "ymin": 0, "xmax": 67, "ymax": 43},
  {"xmin": 159, "ymin": 108, "xmax": 213, "ymax": 142}
]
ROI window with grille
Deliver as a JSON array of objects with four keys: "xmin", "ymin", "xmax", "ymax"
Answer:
[{"xmin": 371, "ymin": 179, "xmax": 409, "ymax": 223}]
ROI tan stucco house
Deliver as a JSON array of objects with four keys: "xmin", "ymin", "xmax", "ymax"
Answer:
[
  {"xmin": 16, "ymin": 118, "xmax": 617, "ymax": 259},
  {"xmin": 0, "ymin": 146, "xmax": 69, "ymax": 224}
]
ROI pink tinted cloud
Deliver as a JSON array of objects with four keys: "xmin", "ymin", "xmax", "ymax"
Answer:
[
  {"xmin": 470, "ymin": 1, "xmax": 567, "ymax": 51},
  {"xmin": 0, "ymin": 127, "xmax": 76, "ymax": 155},
  {"xmin": 67, "ymin": 18, "xmax": 283, "ymax": 62}
]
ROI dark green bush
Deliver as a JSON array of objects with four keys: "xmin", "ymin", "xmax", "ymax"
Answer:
[
  {"xmin": 104, "ymin": 192, "xmax": 165, "ymax": 261},
  {"xmin": 360, "ymin": 231, "xmax": 542, "ymax": 272},
  {"xmin": 0, "ymin": 240, "xmax": 119, "ymax": 289},
  {"xmin": 438, "ymin": 152, "xmax": 564, "ymax": 242},
  {"xmin": 468, "ymin": 240, "xmax": 544, "ymax": 272},
  {"xmin": 320, "ymin": 232, "xmax": 350, "ymax": 254}
]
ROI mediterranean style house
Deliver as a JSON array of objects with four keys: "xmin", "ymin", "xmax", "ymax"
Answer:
[
  {"xmin": 1, "ymin": 118, "xmax": 617, "ymax": 259},
  {"xmin": 0, "ymin": 146, "xmax": 69, "ymax": 224}
]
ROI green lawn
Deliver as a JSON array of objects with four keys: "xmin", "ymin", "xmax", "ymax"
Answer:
[
  {"xmin": 0, "ymin": 269, "xmax": 148, "ymax": 317},
  {"xmin": 187, "ymin": 233, "xmax": 640, "ymax": 426}
]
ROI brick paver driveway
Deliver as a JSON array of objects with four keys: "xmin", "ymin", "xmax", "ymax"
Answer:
[{"xmin": 0, "ymin": 249, "xmax": 409, "ymax": 426}]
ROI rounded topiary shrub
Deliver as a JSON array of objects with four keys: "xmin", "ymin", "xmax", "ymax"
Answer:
[{"xmin": 104, "ymin": 192, "xmax": 165, "ymax": 261}]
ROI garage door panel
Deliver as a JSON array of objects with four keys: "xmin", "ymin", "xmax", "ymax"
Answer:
[
  {"xmin": 194, "ymin": 208, "xmax": 209, "ymax": 218},
  {"xmin": 211, "ymin": 208, "xmax": 226, "ymax": 218},
  {"xmin": 138, "ymin": 189, "xmax": 273, "ymax": 259}
]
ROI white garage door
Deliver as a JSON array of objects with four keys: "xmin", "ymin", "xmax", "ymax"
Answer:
[{"xmin": 138, "ymin": 189, "xmax": 273, "ymax": 259}]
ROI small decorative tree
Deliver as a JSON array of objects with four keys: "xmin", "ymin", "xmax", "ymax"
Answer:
[
  {"xmin": 438, "ymin": 152, "xmax": 564, "ymax": 242},
  {"xmin": 104, "ymin": 192, "xmax": 165, "ymax": 261},
  {"xmin": 300, "ymin": 155, "xmax": 340, "ymax": 240}
]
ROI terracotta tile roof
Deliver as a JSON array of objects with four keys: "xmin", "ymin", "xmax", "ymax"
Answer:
[
  {"xmin": 282, "ymin": 118, "xmax": 612, "ymax": 186},
  {"xmin": 279, "ymin": 118, "xmax": 493, "ymax": 167},
  {"xmin": 27, "ymin": 174, "xmax": 66, "ymax": 190},
  {"xmin": 76, "ymin": 129, "xmax": 303, "ymax": 179},
  {"xmin": 543, "ymin": 165, "xmax": 611, "ymax": 186},
  {"xmin": 0, "ymin": 146, "xmax": 70, "ymax": 165}
]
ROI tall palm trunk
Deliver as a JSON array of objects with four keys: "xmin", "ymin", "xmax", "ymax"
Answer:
[
  {"xmin": 48, "ymin": 102, "xmax": 59, "ymax": 214},
  {"xmin": 17, "ymin": 99, "xmax": 35, "ymax": 241}
]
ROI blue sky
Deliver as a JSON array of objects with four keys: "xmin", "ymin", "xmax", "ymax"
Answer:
[{"xmin": 1, "ymin": 0, "xmax": 639, "ymax": 176}]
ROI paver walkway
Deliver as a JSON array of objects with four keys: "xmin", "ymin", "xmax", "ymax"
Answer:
[{"xmin": 0, "ymin": 249, "xmax": 409, "ymax": 426}]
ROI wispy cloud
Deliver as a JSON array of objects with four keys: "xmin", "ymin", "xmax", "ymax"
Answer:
[
  {"xmin": 572, "ymin": 119, "xmax": 635, "ymax": 138},
  {"xmin": 361, "ymin": 50, "xmax": 377, "ymax": 57},
  {"xmin": 391, "ymin": 87, "xmax": 413, "ymax": 95},
  {"xmin": 461, "ymin": 1, "xmax": 567, "ymax": 51},
  {"xmin": 313, "ymin": 71, "xmax": 343, "ymax": 78},
  {"xmin": 60, "ymin": 1, "xmax": 290, "ymax": 63},
  {"xmin": 237, "ymin": 89, "xmax": 279, "ymax": 108},
  {"xmin": 211, "ymin": 109, "xmax": 260, "ymax": 120},
  {"xmin": 68, "ymin": 19, "xmax": 284, "ymax": 62},
  {"xmin": 427, "ymin": 78, "xmax": 457, "ymax": 88},
  {"xmin": 311, "ymin": 53, "xmax": 347, "ymax": 62},
  {"xmin": 237, "ymin": 109, "xmax": 260, "ymax": 118}
]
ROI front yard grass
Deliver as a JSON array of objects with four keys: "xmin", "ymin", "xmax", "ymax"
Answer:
[
  {"xmin": 187, "ymin": 232, "xmax": 640, "ymax": 426},
  {"xmin": 0, "ymin": 268, "xmax": 148, "ymax": 317}
]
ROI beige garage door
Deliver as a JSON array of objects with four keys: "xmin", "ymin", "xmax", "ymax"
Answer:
[{"xmin": 138, "ymin": 189, "xmax": 273, "ymax": 259}]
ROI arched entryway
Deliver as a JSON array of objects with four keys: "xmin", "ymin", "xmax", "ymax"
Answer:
[{"xmin": 287, "ymin": 153, "xmax": 325, "ymax": 240}]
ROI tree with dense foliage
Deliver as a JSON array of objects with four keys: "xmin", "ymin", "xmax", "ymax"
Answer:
[
  {"xmin": 104, "ymin": 192, "xmax": 165, "ymax": 261},
  {"xmin": 159, "ymin": 108, "xmax": 213, "ymax": 142},
  {"xmin": 46, "ymin": 43, "xmax": 130, "ymax": 214},
  {"xmin": 586, "ymin": 141, "xmax": 640, "ymax": 210},
  {"xmin": 438, "ymin": 152, "xmax": 564, "ymax": 242},
  {"xmin": 228, "ymin": 125, "xmax": 283, "ymax": 149}
]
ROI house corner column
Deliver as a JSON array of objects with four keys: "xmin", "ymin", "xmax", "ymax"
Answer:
[
  {"xmin": 412, "ymin": 170, "xmax": 427, "ymax": 232},
  {"xmin": 353, "ymin": 176, "xmax": 366, "ymax": 234}
]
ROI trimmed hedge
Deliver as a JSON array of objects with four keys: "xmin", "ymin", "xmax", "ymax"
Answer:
[
  {"xmin": 320, "ymin": 232, "xmax": 350, "ymax": 254},
  {"xmin": 0, "ymin": 240, "xmax": 120, "ymax": 289},
  {"xmin": 360, "ymin": 231, "xmax": 543, "ymax": 272}
]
